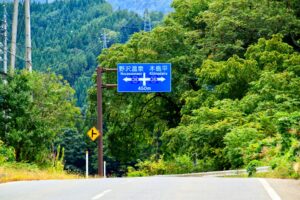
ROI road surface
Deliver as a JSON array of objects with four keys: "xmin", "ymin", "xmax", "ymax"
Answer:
[{"xmin": 0, "ymin": 177, "xmax": 297, "ymax": 200}]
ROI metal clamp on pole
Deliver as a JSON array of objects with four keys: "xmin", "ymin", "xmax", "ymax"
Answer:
[
  {"xmin": 102, "ymin": 84, "xmax": 118, "ymax": 89},
  {"xmin": 102, "ymin": 68, "xmax": 117, "ymax": 72}
]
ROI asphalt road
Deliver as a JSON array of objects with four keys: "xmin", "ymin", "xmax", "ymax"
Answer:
[{"xmin": 0, "ymin": 177, "xmax": 293, "ymax": 200}]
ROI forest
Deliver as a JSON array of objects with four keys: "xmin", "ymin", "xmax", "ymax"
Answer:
[
  {"xmin": 3, "ymin": 0, "xmax": 163, "ymax": 107},
  {"xmin": 1, "ymin": 0, "xmax": 300, "ymax": 177}
]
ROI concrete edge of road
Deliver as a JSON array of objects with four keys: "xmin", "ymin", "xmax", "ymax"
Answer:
[{"xmin": 155, "ymin": 166, "xmax": 271, "ymax": 177}]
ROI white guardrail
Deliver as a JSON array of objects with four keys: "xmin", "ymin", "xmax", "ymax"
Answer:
[{"xmin": 156, "ymin": 166, "xmax": 271, "ymax": 177}]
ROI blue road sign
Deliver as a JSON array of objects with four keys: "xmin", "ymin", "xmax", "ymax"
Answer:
[{"xmin": 117, "ymin": 63, "xmax": 171, "ymax": 93}]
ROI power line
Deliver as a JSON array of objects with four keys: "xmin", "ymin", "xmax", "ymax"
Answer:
[
  {"xmin": 39, "ymin": 38, "xmax": 103, "ymax": 77},
  {"xmin": 0, "ymin": 46, "xmax": 29, "ymax": 63}
]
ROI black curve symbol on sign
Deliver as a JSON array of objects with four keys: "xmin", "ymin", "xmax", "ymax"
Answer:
[{"xmin": 91, "ymin": 129, "xmax": 97, "ymax": 138}]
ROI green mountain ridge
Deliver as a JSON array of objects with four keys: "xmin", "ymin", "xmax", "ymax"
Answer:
[{"xmin": 5, "ymin": 0, "xmax": 163, "ymax": 107}]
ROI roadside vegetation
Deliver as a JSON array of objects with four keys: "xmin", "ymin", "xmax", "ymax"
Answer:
[
  {"xmin": 1, "ymin": 0, "xmax": 300, "ymax": 179},
  {"xmin": 0, "ymin": 71, "xmax": 81, "ymax": 182},
  {"xmin": 0, "ymin": 162, "xmax": 81, "ymax": 183},
  {"xmin": 0, "ymin": 141, "xmax": 81, "ymax": 183},
  {"xmin": 92, "ymin": 0, "xmax": 300, "ymax": 178}
]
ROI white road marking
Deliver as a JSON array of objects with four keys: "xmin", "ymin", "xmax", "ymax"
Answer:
[
  {"xmin": 259, "ymin": 179, "xmax": 281, "ymax": 200},
  {"xmin": 91, "ymin": 189, "xmax": 112, "ymax": 200}
]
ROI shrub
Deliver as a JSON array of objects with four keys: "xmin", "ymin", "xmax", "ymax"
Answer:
[
  {"xmin": 246, "ymin": 160, "xmax": 260, "ymax": 177},
  {"xmin": 127, "ymin": 167, "xmax": 149, "ymax": 177},
  {"xmin": 270, "ymin": 156, "xmax": 296, "ymax": 178},
  {"xmin": 0, "ymin": 141, "xmax": 15, "ymax": 164},
  {"xmin": 224, "ymin": 127, "xmax": 264, "ymax": 168}
]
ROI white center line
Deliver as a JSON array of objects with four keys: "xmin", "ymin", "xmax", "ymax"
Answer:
[
  {"xmin": 91, "ymin": 189, "xmax": 112, "ymax": 200},
  {"xmin": 258, "ymin": 178, "xmax": 281, "ymax": 200}
]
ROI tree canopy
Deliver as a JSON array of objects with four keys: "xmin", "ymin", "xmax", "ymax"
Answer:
[{"xmin": 90, "ymin": 0, "xmax": 300, "ymax": 176}]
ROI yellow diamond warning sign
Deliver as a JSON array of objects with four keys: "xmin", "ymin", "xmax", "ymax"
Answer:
[{"xmin": 87, "ymin": 127, "xmax": 100, "ymax": 141}]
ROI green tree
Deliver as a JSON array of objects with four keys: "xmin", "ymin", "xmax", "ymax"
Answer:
[{"xmin": 0, "ymin": 71, "xmax": 80, "ymax": 164}]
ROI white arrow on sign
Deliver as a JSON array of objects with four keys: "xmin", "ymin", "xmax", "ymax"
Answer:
[
  {"xmin": 157, "ymin": 77, "xmax": 166, "ymax": 82},
  {"xmin": 123, "ymin": 77, "xmax": 132, "ymax": 82}
]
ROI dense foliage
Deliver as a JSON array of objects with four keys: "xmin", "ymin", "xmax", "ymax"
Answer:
[
  {"xmin": 0, "ymin": 71, "xmax": 79, "ymax": 165},
  {"xmin": 89, "ymin": 0, "xmax": 300, "ymax": 176},
  {"xmin": 1, "ymin": 0, "xmax": 165, "ymax": 174},
  {"xmin": 4, "ymin": 0, "xmax": 163, "ymax": 107}
]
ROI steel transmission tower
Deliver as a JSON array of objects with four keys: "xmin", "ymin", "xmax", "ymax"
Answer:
[
  {"xmin": 102, "ymin": 31, "xmax": 108, "ymax": 49},
  {"xmin": 143, "ymin": 9, "xmax": 152, "ymax": 32}
]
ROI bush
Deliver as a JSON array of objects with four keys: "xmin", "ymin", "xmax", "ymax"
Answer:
[
  {"xmin": 246, "ymin": 160, "xmax": 260, "ymax": 177},
  {"xmin": 127, "ymin": 155, "xmax": 210, "ymax": 177},
  {"xmin": 127, "ymin": 167, "xmax": 149, "ymax": 177},
  {"xmin": 167, "ymin": 155, "xmax": 194, "ymax": 174},
  {"xmin": 0, "ymin": 141, "xmax": 15, "ymax": 165},
  {"xmin": 270, "ymin": 156, "xmax": 296, "ymax": 178},
  {"xmin": 224, "ymin": 127, "xmax": 264, "ymax": 168}
]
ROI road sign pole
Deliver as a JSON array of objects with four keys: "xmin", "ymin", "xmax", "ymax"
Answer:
[
  {"xmin": 104, "ymin": 161, "xmax": 107, "ymax": 178},
  {"xmin": 96, "ymin": 67, "xmax": 104, "ymax": 177},
  {"xmin": 86, "ymin": 151, "xmax": 89, "ymax": 179}
]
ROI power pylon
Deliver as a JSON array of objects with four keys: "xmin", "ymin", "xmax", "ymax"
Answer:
[{"xmin": 143, "ymin": 9, "xmax": 152, "ymax": 32}]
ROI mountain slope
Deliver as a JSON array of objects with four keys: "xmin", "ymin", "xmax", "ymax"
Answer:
[
  {"xmin": 10, "ymin": 0, "xmax": 146, "ymax": 107},
  {"xmin": 107, "ymin": 0, "xmax": 172, "ymax": 15}
]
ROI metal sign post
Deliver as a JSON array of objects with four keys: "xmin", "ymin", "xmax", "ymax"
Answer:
[{"xmin": 86, "ymin": 151, "xmax": 89, "ymax": 179}]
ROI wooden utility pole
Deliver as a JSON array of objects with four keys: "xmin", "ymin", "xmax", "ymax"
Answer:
[
  {"xmin": 25, "ymin": 0, "xmax": 32, "ymax": 72},
  {"xmin": 10, "ymin": 0, "xmax": 19, "ymax": 75},
  {"xmin": 96, "ymin": 67, "xmax": 104, "ymax": 177},
  {"xmin": 96, "ymin": 67, "xmax": 117, "ymax": 177}
]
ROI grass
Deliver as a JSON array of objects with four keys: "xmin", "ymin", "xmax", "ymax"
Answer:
[
  {"xmin": 225, "ymin": 172, "xmax": 300, "ymax": 179},
  {"xmin": 0, "ymin": 162, "xmax": 82, "ymax": 183}
]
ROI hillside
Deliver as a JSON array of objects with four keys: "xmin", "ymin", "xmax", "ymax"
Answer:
[
  {"xmin": 7, "ymin": 0, "xmax": 158, "ymax": 107},
  {"xmin": 107, "ymin": 0, "xmax": 172, "ymax": 15}
]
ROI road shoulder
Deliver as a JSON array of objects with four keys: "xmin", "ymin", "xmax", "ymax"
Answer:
[{"xmin": 266, "ymin": 179, "xmax": 300, "ymax": 200}]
